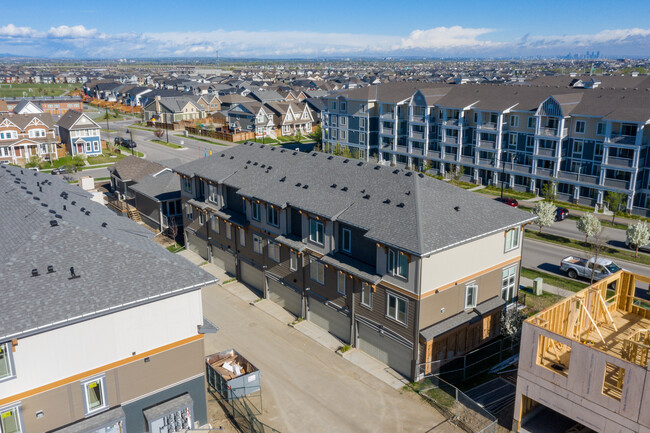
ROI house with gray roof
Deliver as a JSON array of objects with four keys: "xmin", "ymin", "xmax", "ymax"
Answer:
[
  {"xmin": 57, "ymin": 109, "xmax": 102, "ymax": 157},
  {"xmin": 130, "ymin": 168, "xmax": 183, "ymax": 235},
  {"xmin": 174, "ymin": 143, "xmax": 534, "ymax": 380},
  {"xmin": 0, "ymin": 164, "xmax": 216, "ymax": 433},
  {"xmin": 142, "ymin": 95, "xmax": 206, "ymax": 124}
]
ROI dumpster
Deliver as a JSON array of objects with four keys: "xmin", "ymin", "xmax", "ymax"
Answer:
[{"xmin": 206, "ymin": 349, "xmax": 260, "ymax": 400}]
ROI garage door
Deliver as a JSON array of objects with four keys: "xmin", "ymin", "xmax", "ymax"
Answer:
[
  {"xmin": 309, "ymin": 298, "xmax": 350, "ymax": 344},
  {"xmin": 268, "ymin": 279, "xmax": 302, "ymax": 317},
  {"xmin": 211, "ymin": 246, "xmax": 236, "ymax": 276},
  {"xmin": 239, "ymin": 261, "xmax": 264, "ymax": 296},
  {"xmin": 186, "ymin": 231, "xmax": 208, "ymax": 260},
  {"xmin": 357, "ymin": 321, "xmax": 413, "ymax": 379}
]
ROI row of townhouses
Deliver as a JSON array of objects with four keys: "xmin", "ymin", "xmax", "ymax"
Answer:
[
  {"xmin": 322, "ymin": 82, "xmax": 650, "ymax": 216},
  {"xmin": 175, "ymin": 143, "xmax": 534, "ymax": 379},
  {"xmin": 0, "ymin": 164, "xmax": 216, "ymax": 433}
]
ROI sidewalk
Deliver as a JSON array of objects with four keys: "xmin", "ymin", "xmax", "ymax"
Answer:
[{"xmin": 520, "ymin": 276, "xmax": 574, "ymax": 297}]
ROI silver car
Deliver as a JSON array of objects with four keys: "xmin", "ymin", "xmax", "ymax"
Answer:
[{"xmin": 626, "ymin": 239, "xmax": 650, "ymax": 254}]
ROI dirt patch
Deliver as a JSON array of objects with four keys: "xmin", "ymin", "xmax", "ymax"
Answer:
[
  {"xmin": 205, "ymin": 397, "xmax": 240, "ymax": 433},
  {"xmin": 154, "ymin": 233, "xmax": 176, "ymax": 247}
]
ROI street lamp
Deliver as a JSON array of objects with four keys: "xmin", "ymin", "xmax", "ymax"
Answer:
[{"xmin": 500, "ymin": 152, "xmax": 517, "ymax": 199}]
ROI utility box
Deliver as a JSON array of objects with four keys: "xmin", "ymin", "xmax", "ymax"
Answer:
[
  {"xmin": 79, "ymin": 176, "xmax": 94, "ymax": 191},
  {"xmin": 533, "ymin": 277, "xmax": 544, "ymax": 296},
  {"xmin": 206, "ymin": 349, "xmax": 260, "ymax": 400}
]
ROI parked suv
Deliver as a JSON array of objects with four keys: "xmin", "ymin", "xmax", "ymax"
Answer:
[
  {"xmin": 114, "ymin": 136, "xmax": 125, "ymax": 145},
  {"xmin": 555, "ymin": 207, "xmax": 569, "ymax": 221},
  {"xmin": 121, "ymin": 139, "xmax": 137, "ymax": 149}
]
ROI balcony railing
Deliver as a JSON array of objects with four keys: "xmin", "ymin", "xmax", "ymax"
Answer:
[
  {"xmin": 508, "ymin": 163, "xmax": 533, "ymax": 174},
  {"xmin": 379, "ymin": 126, "xmax": 394, "ymax": 135},
  {"xmin": 428, "ymin": 150, "xmax": 441, "ymax": 159},
  {"xmin": 410, "ymin": 114, "xmax": 426, "ymax": 123},
  {"xmin": 535, "ymin": 167, "xmax": 554, "ymax": 177},
  {"xmin": 538, "ymin": 127, "xmax": 568, "ymax": 137},
  {"xmin": 604, "ymin": 156, "xmax": 634, "ymax": 168},
  {"xmin": 478, "ymin": 158, "xmax": 495, "ymax": 166},
  {"xmin": 380, "ymin": 112, "xmax": 395, "ymax": 119},
  {"xmin": 442, "ymin": 136, "xmax": 459, "ymax": 145},
  {"xmin": 443, "ymin": 119, "xmax": 460, "ymax": 126},
  {"xmin": 603, "ymin": 178, "xmax": 630, "ymax": 190},
  {"xmin": 380, "ymin": 142, "xmax": 393, "ymax": 149},
  {"xmin": 606, "ymin": 135, "xmax": 636, "ymax": 145},
  {"xmin": 443, "ymin": 153, "xmax": 458, "ymax": 162},
  {"xmin": 557, "ymin": 171, "xmax": 600, "ymax": 185},
  {"xmin": 478, "ymin": 122, "xmax": 498, "ymax": 130},
  {"xmin": 410, "ymin": 131, "xmax": 425, "ymax": 140},
  {"xmin": 535, "ymin": 147, "xmax": 556, "ymax": 157},
  {"xmin": 395, "ymin": 144, "xmax": 408, "ymax": 153},
  {"xmin": 476, "ymin": 140, "xmax": 496, "ymax": 150},
  {"xmin": 410, "ymin": 147, "xmax": 426, "ymax": 156},
  {"xmin": 460, "ymin": 155, "xmax": 474, "ymax": 164}
]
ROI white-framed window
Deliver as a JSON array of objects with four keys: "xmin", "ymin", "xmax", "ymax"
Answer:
[
  {"xmin": 310, "ymin": 219, "xmax": 324, "ymax": 245},
  {"xmin": 268, "ymin": 240, "xmax": 280, "ymax": 262},
  {"xmin": 225, "ymin": 223, "xmax": 232, "ymax": 239},
  {"xmin": 573, "ymin": 140, "xmax": 583, "ymax": 154},
  {"xmin": 239, "ymin": 228, "xmax": 246, "ymax": 247},
  {"xmin": 359, "ymin": 117, "xmax": 366, "ymax": 128},
  {"xmin": 337, "ymin": 271, "xmax": 346, "ymax": 295},
  {"xmin": 93, "ymin": 140, "xmax": 100, "ymax": 151},
  {"xmin": 0, "ymin": 147, "xmax": 10, "ymax": 157},
  {"xmin": 253, "ymin": 234, "xmax": 263, "ymax": 255},
  {"xmin": 359, "ymin": 132, "xmax": 366, "ymax": 144},
  {"xmin": 290, "ymin": 251, "xmax": 298, "ymax": 271},
  {"xmin": 0, "ymin": 343, "xmax": 15, "ymax": 382},
  {"xmin": 509, "ymin": 133, "xmax": 517, "ymax": 145},
  {"xmin": 340, "ymin": 101, "xmax": 347, "ymax": 113},
  {"xmin": 251, "ymin": 201, "xmax": 260, "ymax": 221},
  {"xmin": 340, "ymin": 130, "xmax": 347, "ymax": 141},
  {"xmin": 182, "ymin": 177, "xmax": 192, "ymax": 193},
  {"xmin": 28, "ymin": 129, "xmax": 46, "ymax": 138},
  {"xmin": 309, "ymin": 258, "xmax": 324, "ymax": 284},
  {"xmin": 208, "ymin": 184, "xmax": 218, "ymax": 203},
  {"xmin": 596, "ymin": 122, "xmax": 605, "ymax": 135},
  {"xmin": 340, "ymin": 116, "xmax": 347, "ymax": 126},
  {"xmin": 198, "ymin": 211, "xmax": 204, "ymax": 225},
  {"xmin": 0, "ymin": 404, "xmax": 23, "ymax": 433},
  {"xmin": 361, "ymin": 282, "xmax": 372, "ymax": 308},
  {"xmin": 82, "ymin": 375, "xmax": 108, "ymax": 415},
  {"xmin": 510, "ymin": 115, "xmax": 519, "ymax": 127},
  {"xmin": 341, "ymin": 228, "xmax": 351, "ymax": 253},
  {"xmin": 504, "ymin": 227, "xmax": 520, "ymax": 252},
  {"xmin": 526, "ymin": 136, "xmax": 534, "ymax": 149},
  {"xmin": 210, "ymin": 215, "xmax": 219, "ymax": 234},
  {"xmin": 595, "ymin": 143, "xmax": 603, "ymax": 156},
  {"xmin": 85, "ymin": 141, "xmax": 92, "ymax": 152},
  {"xmin": 573, "ymin": 120, "xmax": 585, "ymax": 134},
  {"xmin": 330, "ymin": 114, "xmax": 337, "ymax": 126},
  {"xmin": 185, "ymin": 204, "xmax": 193, "ymax": 221},
  {"xmin": 465, "ymin": 283, "xmax": 477, "ymax": 309},
  {"xmin": 386, "ymin": 293, "xmax": 407, "ymax": 324},
  {"xmin": 330, "ymin": 101, "xmax": 337, "ymax": 111},
  {"xmin": 0, "ymin": 131, "xmax": 18, "ymax": 140},
  {"xmin": 527, "ymin": 117, "xmax": 537, "ymax": 129},
  {"xmin": 387, "ymin": 249, "xmax": 408, "ymax": 279},
  {"xmin": 502, "ymin": 265, "xmax": 518, "ymax": 302},
  {"xmin": 267, "ymin": 205, "xmax": 279, "ymax": 227}
]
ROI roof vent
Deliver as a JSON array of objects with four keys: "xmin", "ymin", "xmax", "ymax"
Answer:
[
  {"xmin": 39, "ymin": 186, "xmax": 42, "ymax": 192},
  {"xmin": 330, "ymin": 183, "xmax": 337, "ymax": 188},
  {"xmin": 33, "ymin": 196, "xmax": 40, "ymax": 201},
  {"xmin": 253, "ymin": 162, "xmax": 258, "ymax": 166},
  {"xmin": 55, "ymin": 214, "xmax": 62, "ymax": 219},
  {"xmin": 246, "ymin": 160, "xmax": 251, "ymax": 164},
  {"xmin": 41, "ymin": 203, "xmax": 48, "ymax": 207},
  {"xmin": 63, "ymin": 205, "xmax": 67, "ymax": 211},
  {"xmin": 343, "ymin": 159, "xmax": 349, "ymax": 163},
  {"xmin": 405, "ymin": 172, "xmax": 413, "ymax": 177},
  {"xmin": 267, "ymin": 166, "xmax": 272, "ymax": 170},
  {"xmin": 261, "ymin": 164, "xmax": 266, "ymax": 168},
  {"xmin": 230, "ymin": 156, "xmax": 234, "ymax": 159},
  {"xmin": 295, "ymin": 182, "xmax": 302, "ymax": 187},
  {"xmin": 454, "ymin": 206, "xmax": 460, "ymax": 211},
  {"xmin": 101, "ymin": 222, "xmax": 108, "ymax": 228},
  {"xmin": 374, "ymin": 166, "xmax": 380, "ymax": 170},
  {"xmin": 280, "ymin": 149, "xmax": 286, "ymax": 153},
  {"xmin": 47, "ymin": 265, "xmax": 55, "ymax": 274},
  {"xmin": 383, "ymin": 199, "xmax": 391, "ymax": 204},
  {"xmin": 311, "ymin": 152, "xmax": 318, "ymax": 156},
  {"xmin": 31, "ymin": 268, "xmax": 39, "ymax": 277},
  {"xmin": 303, "ymin": 185, "xmax": 309, "ymax": 189},
  {"xmin": 341, "ymin": 186, "xmax": 348, "ymax": 191},
  {"xmin": 69, "ymin": 267, "xmax": 80, "ymax": 280},
  {"xmin": 393, "ymin": 169, "xmax": 399, "ymax": 174},
  {"xmin": 405, "ymin": 191, "xmax": 411, "ymax": 196},
  {"xmin": 49, "ymin": 209, "xmax": 56, "ymax": 214},
  {"xmin": 363, "ymin": 194, "xmax": 370, "ymax": 199},
  {"xmin": 293, "ymin": 152, "xmax": 297, "ymax": 155},
  {"xmin": 80, "ymin": 207, "xmax": 86, "ymax": 212},
  {"xmin": 71, "ymin": 201, "xmax": 76, "ymax": 205},
  {"xmin": 418, "ymin": 173, "xmax": 424, "ymax": 178},
  {"xmin": 220, "ymin": 154, "xmax": 225, "ymax": 157},
  {"xmin": 357, "ymin": 162, "xmax": 363, "ymax": 166},
  {"xmin": 280, "ymin": 176, "xmax": 286, "ymax": 182},
  {"xmin": 328, "ymin": 156, "xmax": 333, "ymax": 160},
  {"xmin": 20, "ymin": 186, "xmax": 26, "ymax": 190},
  {"xmin": 396, "ymin": 203, "xmax": 405, "ymax": 208},
  {"xmin": 50, "ymin": 220, "xmax": 58, "ymax": 227},
  {"xmin": 85, "ymin": 211, "xmax": 90, "ymax": 216}
]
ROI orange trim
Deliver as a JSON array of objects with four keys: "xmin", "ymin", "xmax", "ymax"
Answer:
[
  {"xmin": 0, "ymin": 334, "xmax": 203, "ymax": 407},
  {"xmin": 421, "ymin": 256, "xmax": 521, "ymax": 299},
  {"xmin": 379, "ymin": 280, "xmax": 419, "ymax": 300}
]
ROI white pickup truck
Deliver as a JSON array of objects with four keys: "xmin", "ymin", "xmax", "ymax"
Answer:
[{"xmin": 560, "ymin": 256, "xmax": 623, "ymax": 281}]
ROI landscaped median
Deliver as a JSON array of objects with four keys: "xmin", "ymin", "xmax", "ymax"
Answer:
[
  {"xmin": 151, "ymin": 139, "xmax": 184, "ymax": 149},
  {"xmin": 116, "ymin": 145, "xmax": 144, "ymax": 157}
]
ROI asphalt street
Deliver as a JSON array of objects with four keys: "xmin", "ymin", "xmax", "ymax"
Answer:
[{"xmin": 542, "ymin": 216, "xmax": 638, "ymax": 252}]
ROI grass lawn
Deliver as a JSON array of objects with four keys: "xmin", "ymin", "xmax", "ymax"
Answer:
[
  {"xmin": 0, "ymin": 83, "xmax": 79, "ymax": 98},
  {"xmin": 177, "ymin": 133, "xmax": 229, "ymax": 146},
  {"xmin": 166, "ymin": 244, "xmax": 185, "ymax": 253},
  {"xmin": 476, "ymin": 185, "xmax": 537, "ymax": 200},
  {"xmin": 94, "ymin": 112, "xmax": 124, "ymax": 121},
  {"xmin": 524, "ymin": 229, "xmax": 650, "ymax": 266},
  {"xmin": 424, "ymin": 174, "xmax": 476, "ymax": 189},
  {"xmin": 117, "ymin": 146, "xmax": 144, "ymax": 157},
  {"xmin": 520, "ymin": 267, "xmax": 589, "ymax": 293},
  {"xmin": 519, "ymin": 287, "xmax": 564, "ymax": 314},
  {"xmin": 100, "ymin": 129, "xmax": 117, "ymax": 133},
  {"xmin": 87, "ymin": 152, "xmax": 126, "ymax": 165},
  {"xmin": 152, "ymin": 139, "xmax": 183, "ymax": 149},
  {"xmin": 235, "ymin": 137, "xmax": 279, "ymax": 145},
  {"xmin": 566, "ymin": 214, "xmax": 628, "ymax": 230}
]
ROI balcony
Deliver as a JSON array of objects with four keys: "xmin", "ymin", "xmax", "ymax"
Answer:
[
  {"xmin": 380, "ymin": 142, "xmax": 393, "ymax": 150},
  {"xmin": 604, "ymin": 156, "xmax": 635, "ymax": 169},
  {"xmin": 410, "ymin": 114, "xmax": 426, "ymax": 123},
  {"xmin": 603, "ymin": 178, "xmax": 630, "ymax": 190},
  {"xmin": 606, "ymin": 135, "xmax": 637, "ymax": 145},
  {"xmin": 442, "ymin": 153, "xmax": 458, "ymax": 162},
  {"xmin": 442, "ymin": 136, "xmax": 459, "ymax": 145},
  {"xmin": 410, "ymin": 147, "xmax": 426, "ymax": 156},
  {"xmin": 395, "ymin": 144, "xmax": 409, "ymax": 154},
  {"xmin": 537, "ymin": 127, "xmax": 568, "ymax": 137},
  {"xmin": 508, "ymin": 163, "xmax": 532, "ymax": 174},
  {"xmin": 558, "ymin": 171, "xmax": 600, "ymax": 185},
  {"xmin": 460, "ymin": 155, "xmax": 474, "ymax": 164},
  {"xmin": 428, "ymin": 150, "xmax": 441, "ymax": 159},
  {"xmin": 478, "ymin": 158, "xmax": 495, "ymax": 166},
  {"xmin": 535, "ymin": 167, "xmax": 554, "ymax": 177},
  {"xmin": 476, "ymin": 140, "xmax": 497, "ymax": 150},
  {"xmin": 410, "ymin": 130, "xmax": 425, "ymax": 140},
  {"xmin": 478, "ymin": 122, "xmax": 498, "ymax": 130},
  {"xmin": 379, "ymin": 125, "xmax": 395, "ymax": 135},
  {"xmin": 535, "ymin": 147, "xmax": 556, "ymax": 157},
  {"xmin": 443, "ymin": 119, "xmax": 460, "ymax": 126},
  {"xmin": 380, "ymin": 111, "xmax": 395, "ymax": 120}
]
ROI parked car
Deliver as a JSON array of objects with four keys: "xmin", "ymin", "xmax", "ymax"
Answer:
[
  {"xmin": 560, "ymin": 256, "xmax": 623, "ymax": 281},
  {"xmin": 121, "ymin": 139, "xmax": 137, "ymax": 149},
  {"xmin": 114, "ymin": 136, "xmax": 125, "ymax": 145},
  {"xmin": 27, "ymin": 167, "xmax": 39, "ymax": 172},
  {"xmin": 495, "ymin": 197, "xmax": 519, "ymax": 208},
  {"xmin": 625, "ymin": 239, "xmax": 650, "ymax": 254},
  {"xmin": 555, "ymin": 207, "xmax": 569, "ymax": 221},
  {"xmin": 51, "ymin": 167, "xmax": 71, "ymax": 175}
]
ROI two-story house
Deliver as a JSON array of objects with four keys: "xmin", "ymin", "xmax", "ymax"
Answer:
[
  {"xmin": 142, "ymin": 96, "xmax": 206, "ymax": 124},
  {"xmin": 0, "ymin": 164, "xmax": 216, "ymax": 433},
  {"xmin": 0, "ymin": 113, "xmax": 59, "ymax": 165},
  {"xmin": 174, "ymin": 143, "xmax": 534, "ymax": 380},
  {"xmin": 57, "ymin": 110, "xmax": 103, "ymax": 157}
]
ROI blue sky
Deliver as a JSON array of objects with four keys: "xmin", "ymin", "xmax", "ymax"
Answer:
[{"xmin": 0, "ymin": 0, "xmax": 649, "ymax": 58}]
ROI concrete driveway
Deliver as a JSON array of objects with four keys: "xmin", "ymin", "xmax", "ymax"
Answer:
[{"xmin": 201, "ymin": 282, "xmax": 460, "ymax": 433}]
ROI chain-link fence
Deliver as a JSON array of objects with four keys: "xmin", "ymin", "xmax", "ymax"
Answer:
[
  {"xmin": 418, "ymin": 376, "xmax": 498, "ymax": 433},
  {"xmin": 208, "ymin": 387, "xmax": 280, "ymax": 433}
]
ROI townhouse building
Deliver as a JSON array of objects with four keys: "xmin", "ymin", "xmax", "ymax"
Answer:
[
  {"xmin": 0, "ymin": 113, "xmax": 59, "ymax": 165},
  {"xmin": 175, "ymin": 143, "xmax": 534, "ymax": 380},
  {"xmin": 57, "ymin": 110, "xmax": 103, "ymax": 157},
  {"xmin": 2, "ymin": 97, "xmax": 83, "ymax": 116},
  {"xmin": 0, "ymin": 164, "xmax": 216, "ymax": 433},
  {"xmin": 322, "ymin": 82, "xmax": 650, "ymax": 216},
  {"xmin": 227, "ymin": 101, "xmax": 315, "ymax": 138}
]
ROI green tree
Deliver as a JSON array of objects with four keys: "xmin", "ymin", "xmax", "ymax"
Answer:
[
  {"xmin": 533, "ymin": 201, "xmax": 557, "ymax": 233},
  {"xmin": 540, "ymin": 178, "xmax": 557, "ymax": 202},
  {"xmin": 25, "ymin": 155, "xmax": 41, "ymax": 168},
  {"xmin": 603, "ymin": 191, "xmax": 627, "ymax": 224},
  {"xmin": 627, "ymin": 221, "xmax": 650, "ymax": 258},
  {"xmin": 576, "ymin": 213, "xmax": 602, "ymax": 244},
  {"xmin": 332, "ymin": 142, "xmax": 342, "ymax": 156},
  {"xmin": 341, "ymin": 146, "xmax": 352, "ymax": 158},
  {"xmin": 308, "ymin": 125, "xmax": 322, "ymax": 148}
]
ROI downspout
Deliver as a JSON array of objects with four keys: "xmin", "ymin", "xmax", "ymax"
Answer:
[{"xmin": 412, "ymin": 258, "xmax": 422, "ymax": 381}]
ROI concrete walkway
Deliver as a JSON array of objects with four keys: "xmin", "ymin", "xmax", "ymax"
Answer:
[
  {"xmin": 467, "ymin": 185, "xmax": 485, "ymax": 192},
  {"xmin": 341, "ymin": 348, "xmax": 410, "ymax": 389},
  {"xmin": 177, "ymin": 249, "xmax": 206, "ymax": 266},
  {"xmin": 292, "ymin": 320, "xmax": 342, "ymax": 352},
  {"xmin": 520, "ymin": 276, "xmax": 575, "ymax": 298}
]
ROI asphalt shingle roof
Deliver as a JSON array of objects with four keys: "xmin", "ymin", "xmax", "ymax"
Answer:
[
  {"xmin": 0, "ymin": 164, "xmax": 216, "ymax": 341},
  {"xmin": 129, "ymin": 168, "xmax": 181, "ymax": 202},
  {"xmin": 108, "ymin": 155, "xmax": 165, "ymax": 183}
]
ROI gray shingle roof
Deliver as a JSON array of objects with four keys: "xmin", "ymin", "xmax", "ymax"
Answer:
[
  {"xmin": 0, "ymin": 165, "xmax": 216, "ymax": 341},
  {"xmin": 419, "ymin": 296, "xmax": 505, "ymax": 341},
  {"xmin": 129, "ymin": 168, "xmax": 180, "ymax": 202},
  {"xmin": 108, "ymin": 156, "xmax": 165, "ymax": 183},
  {"xmin": 57, "ymin": 109, "xmax": 100, "ymax": 131},
  {"xmin": 175, "ymin": 144, "xmax": 536, "ymax": 256}
]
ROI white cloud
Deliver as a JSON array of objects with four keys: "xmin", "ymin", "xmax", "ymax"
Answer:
[
  {"xmin": 523, "ymin": 28, "xmax": 650, "ymax": 49},
  {"xmin": 399, "ymin": 26, "xmax": 501, "ymax": 50},
  {"xmin": 0, "ymin": 24, "xmax": 39, "ymax": 37},
  {"xmin": 48, "ymin": 25, "xmax": 98, "ymax": 39}
]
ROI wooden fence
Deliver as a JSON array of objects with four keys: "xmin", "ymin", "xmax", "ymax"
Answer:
[{"xmin": 185, "ymin": 126, "xmax": 254, "ymax": 143}]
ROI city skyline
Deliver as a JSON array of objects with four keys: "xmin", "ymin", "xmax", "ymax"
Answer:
[{"xmin": 0, "ymin": 0, "xmax": 648, "ymax": 58}]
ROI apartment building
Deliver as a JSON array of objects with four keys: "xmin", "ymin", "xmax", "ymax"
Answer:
[
  {"xmin": 0, "ymin": 113, "xmax": 59, "ymax": 165},
  {"xmin": 0, "ymin": 165, "xmax": 216, "ymax": 433},
  {"xmin": 514, "ymin": 271, "xmax": 650, "ymax": 432},
  {"xmin": 2, "ymin": 96, "xmax": 83, "ymax": 116},
  {"xmin": 175, "ymin": 143, "xmax": 534, "ymax": 380},
  {"xmin": 322, "ymin": 82, "xmax": 650, "ymax": 216}
]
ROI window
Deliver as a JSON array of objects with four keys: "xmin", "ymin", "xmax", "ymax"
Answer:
[
  {"xmin": 225, "ymin": 223, "xmax": 232, "ymax": 239},
  {"xmin": 290, "ymin": 251, "xmax": 298, "ymax": 271},
  {"xmin": 504, "ymin": 227, "xmax": 520, "ymax": 252},
  {"xmin": 267, "ymin": 205, "xmax": 279, "ymax": 227},
  {"xmin": 339, "ymin": 116, "xmax": 347, "ymax": 126},
  {"xmin": 509, "ymin": 133, "xmax": 517, "ymax": 145},
  {"xmin": 82, "ymin": 377, "xmax": 107, "ymax": 414},
  {"xmin": 526, "ymin": 136, "xmax": 534, "ymax": 149},
  {"xmin": 388, "ymin": 249, "xmax": 409, "ymax": 279},
  {"xmin": 502, "ymin": 265, "xmax": 517, "ymax": 302},
  {"xmin": 465, "ymin": 283, "xmax": 477, "ymax": 309},
  {"xmin": 597, "ymin": 122, "xmax": 605, "ymax": 135},
  {"xmin": 28, "ymin": 129, "xmax": 46, "ymax": 138},
  {"xmin": 182, "ymin": 177, "xmax": 192, "ymax": 193},
  {"xmin": 361, "ymin": 282, "xmax": 372, "ymax": 308},
  {"xmin": 527, "ymin": 117, "xmax": 537, "ymax": 129},
  {"xmin": 337, "ymin": 272, "xmax": 346, "ymax": 295},
  {"xmin": 573, "ymin": 140, "xmax": 583, "ymax": 154},
  {"xmin": 510, "ymin": 115, "xmax": 519, "ymax": 127},
  {"xmin": 208, "ymin": 184, "xmax": 218, "ymax": 203},
  {"xmin": 198, "ymin": 211, "xmax": 204, "ymax": 225},
  {"xmin": 239, "ymin": 228, "xmax": 246, "ymax": 247},
  {"xmin": 309, "ymin": 258, "xmax": 324, "ymax": 284},
  {"xmin": 0, "ymin": 343, "xmax": 15, "ymax": 381},
  {"xmin": 340, "ymin": 102, "xmax": 347, "ymax": 112},
  {"xmin": 85, "ymin": 141, "xmax": 92, "ymax": 152},
  {"xmin": 251, "ymin": 201, "xmax": 260, "ymax": 221},
  {"xmin": 309, "ymin": 219, "xmax": 324, "ymax": 245},
  {"xmin": 595, "ymin": 142, "xmax": 603, "ymax": 156},
  {"xmin": 330, "ymin": 101, "xmax": 337, "ymax": 111},
  {"xmin": 185, "ymin": 204, "xmax": 193, "ymax": 221},
  {"xmin": 210, "ymin": 215, "xmax": 219, "ymax": 234},
  {"xmin": 268, "ymin": 240, "xmax": 280, "ymax": 262},
  {"xmin": 0, "ymin": 147, "xmax": 10, "ymax": 157},
  {"xmin": 0, "ymin": 131, "xmax": 17, "ymax": 140},
  {"xmin": 0, "ymin": 405, "xmax": 22, "ymax": 433},
  {"xmin": 574, "ymin": 120, "xmax": 586, "ymax": 134},
  {"xmin": 386, "ymin": 293, "xmax": 407, "ymax": 324},
  {"xmin": 537, "ymin": 334, "xmax": 571, "ymax": 377},
  {"xmin": 341, "ymin": 228, "xmax": 351, "ymax": 253},
  {"xmin": 602, "ymin": 362, "xmax": 625, "ymax": 401},
  {"xmin": 340, "ymin": 130, "xmax": 347, "ymax": 141},
  {"xmin": 253, "ymin": 234, "xmax": 263, "ymax": 255},
  {"xmin": 93, "ymin": 141, "xmax": 100, "ymax": 151},
  {"xmin": 473, "ymin": 112, "xmax": 478, "ymax": 123},
  {"xmin": 359, "ymin": 118, "xmax": 366, "ymax": 128},
  {"xmin": 359, "ymin": 103, "xmax": 366, "ymax": 113}
]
